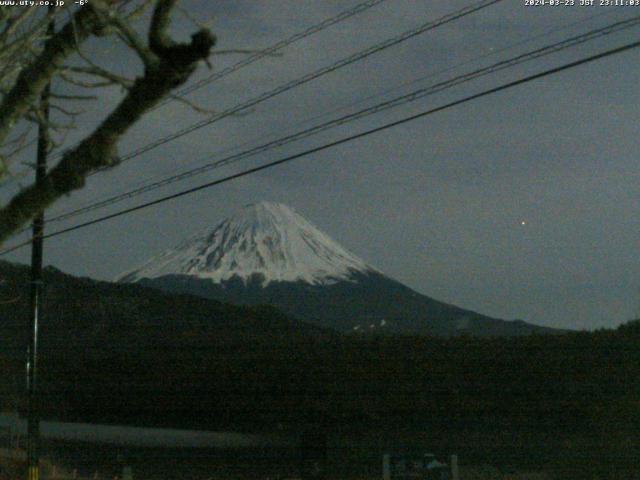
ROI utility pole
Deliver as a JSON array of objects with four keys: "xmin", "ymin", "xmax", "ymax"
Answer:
[{"xmin": 26, "ymin": 9, "xmax": 54, "ymax": 480}]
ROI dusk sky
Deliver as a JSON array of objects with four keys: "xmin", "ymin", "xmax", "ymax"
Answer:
[{"xmin": 2, "ymin": 0, "xmax": 639, "ymax": 330}]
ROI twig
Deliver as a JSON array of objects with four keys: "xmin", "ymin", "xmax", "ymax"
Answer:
[
  {"xmin": 0, "ymin": 0, "xmax": 216, "ymax": 244},
  {"xmin": 167, "ymin": 93, "xmax": 216, "ymax": 115},
  {"xmin": 50, "ymin": 92, "xmax": 98, "ymax": 101},
  {"xmin": 65, "ymin": 64, "xmax": 135, "ymax": 89},
  {"xmin": 50, "ymin": 103, "xmax": 84, "ymax": 117},
  {"xmin": 59, "ymin": 71, "xmax": 116, "ymax": 89},
  {"xmin": 0, "ymin": 1, "xmax": 108, "ymax": 147}
]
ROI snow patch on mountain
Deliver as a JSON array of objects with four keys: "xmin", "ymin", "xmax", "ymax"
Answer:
[{"xmin": 118, "ymin": 202, "xmax": 378, "ymax": 286}]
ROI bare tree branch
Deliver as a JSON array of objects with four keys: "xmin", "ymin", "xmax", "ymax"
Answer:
[
  {"xmin": 149, "ymin": 0, "xmax": 177, "ymax": 54},
  {"xmin": 63, "ymin": 65, "xmax": 135, "ymax": 89},
  {"xmin": 50, "ymin": 92, "xmax": 99, "ymax": 101},
  {"xmin": 59, "ymin": 70, "xmax": 117, "ymax": 89},
  {"xmin": 0, "ymin": 8, "xmax": 38, "ymax": 45},
  {"xmin": 50, "ymin": 104, "xmax": 84, "ymax": 117},
  {"xmin": 166, "ymin": 92, "xmax": 216, "ymax": 115},
  {"xmin": 0, "ymin": 1, "xmax": 215, "ymax": 244},
  {"xmin": 0, "ymin": 3, "xmax": 107, "ymax": 147},
  {"xmin": 90, "ymin": 0, "xmax": 159, "ymax": 68},
  {"xmin": 176, "ymin": 3, "xmax": 214, "ymax": 32}
]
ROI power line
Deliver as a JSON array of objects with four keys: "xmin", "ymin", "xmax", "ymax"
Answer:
[
  {"xmin": 25, "ymin": 0, "xmax": 501, "ymax": 220},
  {"xmin": 2, "ymin": 37, "xmax": 637, "ymax": 256},
  {"xmin": 86, "ymin": 0, "xmax": 503, "ymax": 172},
  {"xmin": 28, "ymin": 14, "xmax": 640, "ymax": 227},
  {"xmin": 57, "ymin": 6, "xmax": 622, "ymax": 219},
  {"xmin": 39, "ymin": 0, "xmax": 390, "ymax": 167},
  {"xmin": 38, "ymin": 15, "xmax": 640, "ymax": 226},
  {"xmin": 281, "ymin": 6, "xmax": 623, "ymax": 135},
  {"xmin": 156, "ymin": 0, "xmax": 390, "ymax": 108}
]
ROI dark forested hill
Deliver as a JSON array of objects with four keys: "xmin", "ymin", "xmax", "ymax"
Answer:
[
  {"xmin": 120, "ymin": 202, "xmax": 560, "ymax": 337},
  {"xmin": 135, "ymin": 271, "xmax": 564, "ymax": 337},
  {"xmin": 0, "ymin": 261, "xmax": 638, "ymax": 477},
  {"xmin": 0, "ymin": 260, "xmax": 334, "ymax": 424}
]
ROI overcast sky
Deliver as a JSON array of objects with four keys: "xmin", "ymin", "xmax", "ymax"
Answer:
[{"xmin": 3, "ymin": 0, "xmax": 639, "ymax": 330}]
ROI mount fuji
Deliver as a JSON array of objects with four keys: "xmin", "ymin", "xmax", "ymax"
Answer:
[
  {"xmin": 119, "ymin": 201, "xmax": 377, "ymax": 287},
  {"xmin": 118, "ymin": 202, "xmax": 558, "ymax": 336}
]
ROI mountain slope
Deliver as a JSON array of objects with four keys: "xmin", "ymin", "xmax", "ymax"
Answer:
[
  {"xmin": 0, "ymin": 260, "xmax": 635, "ymax": 475},
  {"xmin": 0, "ymin": 260, "xmax": 335, "ymax": 427},
  {"xmin": 135, "ymin": 270, "xmax": 557, "ymax": 336},
  {"xmin": 0, "ymin": 259, "xmax": 332, "ymax": 361},
  {"xmin": 119, "ymin": 202, "xmax": 377, "ymax": 286},
  {"xmin": 120, "ymin": 202, "xmax": 559, "ymax": 337}
]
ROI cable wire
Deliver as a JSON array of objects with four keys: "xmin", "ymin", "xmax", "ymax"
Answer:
[
  {"xmin": 10, "ymin": 0, "xmax": 507, "ymax": 237},
  {"xmin": 2, "ymin": 36, "xmax": 637, "ymax": 256},
  {"xmin": 157, "ymin": 0, "xmax": 390, "ymax": 108},
  {"xmin": 38, "ymin": 15, "xmax": 640, "ymax": 226},
  {"xmin": 39, "ymin": 0, "xmax": 389, "ymax": 165},
  {"xmin": 57, "ymin": 6, "xmax": 623, "ymax": 218},
  {"xmin": 85, "ymin": 0, "xmax": 503, "ymax": 172}
]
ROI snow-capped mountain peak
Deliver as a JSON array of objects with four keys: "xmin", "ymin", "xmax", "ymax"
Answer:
[{"xmin": 118, "ymin": 202, "xmax": 377, "ymax": 286}]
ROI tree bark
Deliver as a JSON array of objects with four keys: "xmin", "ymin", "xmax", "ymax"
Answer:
[{"xmin": 0, "ymin": 1, "xmax": 215, "ymax": 245}]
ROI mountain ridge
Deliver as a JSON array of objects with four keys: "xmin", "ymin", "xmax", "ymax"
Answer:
[
  {"xmin": 120, "ymin": 202, "xmax": 561, "ymax": 337},
  {"xmin": 118, "ymin": 202, "xmax": 378, "ymax": 286},
  {"xmin": 133, "ymin": 270, "xmax": 563, "ymax": 336}
]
